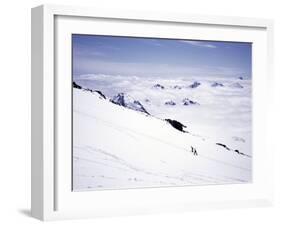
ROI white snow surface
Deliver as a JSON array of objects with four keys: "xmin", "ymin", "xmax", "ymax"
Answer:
[{"xmin": 73, "ymin": 75, "xmax": 252, "ymax": 191}]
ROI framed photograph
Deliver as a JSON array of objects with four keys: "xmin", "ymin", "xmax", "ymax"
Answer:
[{"xmin": 31, "ymin": 4, "xmax": 274, "ymax": 221}]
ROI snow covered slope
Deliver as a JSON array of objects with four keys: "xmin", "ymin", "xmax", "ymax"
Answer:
[
  {"xmin": 73, "ymin": 88, "xmax": 252, "ymax": 191},
  {"xmin": 75, "ymin": 74, "xmax": 252, "ymax": 156}
]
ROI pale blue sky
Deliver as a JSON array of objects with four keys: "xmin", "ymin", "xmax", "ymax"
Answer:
[{"xmin": 72, "ymin": 34, "xmax": 252, "ymax": 78}]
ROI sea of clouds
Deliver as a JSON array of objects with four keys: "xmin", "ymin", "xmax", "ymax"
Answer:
[{"xmin": 74, "ymin": 74, "xmax": 252, "ymax": 155}]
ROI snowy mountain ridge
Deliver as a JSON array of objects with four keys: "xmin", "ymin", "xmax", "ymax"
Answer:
[
  {"xmin": 110, "ymin": 92, "xmax": 150, "ymax": 115},
  {"xmin": 73, "ymin": 85, "xmax": 252, "ymax": 191}
]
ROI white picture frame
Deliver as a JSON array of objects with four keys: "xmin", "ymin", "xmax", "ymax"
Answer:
[{"xmin": 31, "ymin": 4, "xmax": 274, "ymax": 221}]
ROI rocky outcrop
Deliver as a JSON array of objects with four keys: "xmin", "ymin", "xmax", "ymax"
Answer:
[
  {"xmin": 73, "ymin": 81, "xmax": 82, "ymax": 89},
  {"xmin": 182, "ymin": 98, "xmax": 199, "ymax": 106},
  {"xmin": 216, "ymin": 143, "xmax": 230, "ymax": 150},
  {"xmin": 153, "ymin": 84, "xmax": 165, "ymax": 89},
  {"xmin": 83, "ymin": 88, "xmax": 106, "ymax": 99},
  {"xmin": 173, "ymin": 85, "xmax": 182, "ymax": 89},
  {"xmin": 216, "ymin": 142, "xmax": 251, "ymax": 158},
  {"xmin": 211, "ymin": 82, "xmax": 224, "ymax": 87},
  {"xmin": 93, "ymin": 90, "xmax": 106, "ymax": 99},
  {"xmin": 165, "ymin": 100, "xmax": 176, "ymax": 106},
  {"xmin": 165, "ymin": 119, "xmax": 187, "ymax": 132},
  {"xmin": 189, "ymin": 81, "xmax": 201, "ymax": 88},
  {"xmin": 111, "ymin": 93, "xmax": 150, "ymax": 115},
  {"xmin": 73, "ymin": 82, "xmax": 106, "ymax": 99}
]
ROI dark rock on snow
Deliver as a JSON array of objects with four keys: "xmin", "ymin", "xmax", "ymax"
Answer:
[
  {"xmin": 73, "ymin": 81, "xmax": 82, "ymax": 89},
  {"xmin": 173, "ymin": 85, "xmax": 182, "ymax": 89},
  {"xmin": 73, "ymin": 82, "xmax": 106, "ymax": 99},
  {"xmin": 189, "ymin": 81, "xmax": 201, "ymax": 88},
  {"xmin": 83, "ymin": 88, "xmax": 106, "ymax": 99},
  {"xmin": 216, "ymin": 142, "xmax": 250, "ymax": 157},
  {"xmin": 182, "ymin": 98, "xmax": 199, "ymax": 106},
  {"xmin": 165, "ymin": 119, "xmax": 187, "ymax": 132},
  {"xmin": 94, "ymin": 90, "xmax": 106, "ymax": 99},
  {"xmin": 216, "ymin": 143, "xmax": 230, "ymax": 150},
  {"xmin": 165, "ymin": 119, "xmax": 186, "ymax": 133},
  {"xmin": 165, "ymin": 100, "xmax": 176, "ymax": 106},
  {"xmin": 111, "ymin": 93, "xmax": 150, "ymax": 115},
  {"xmin": 211, "ymin": 82, "xmax": 224, "ymax": 87},
  {"xmin": 153, "ymin": 84, "xmax": 165, "ymax": 89},
  {"xmin": 234, "ymin": 149, "xmax": 240, "ymax": 154}
]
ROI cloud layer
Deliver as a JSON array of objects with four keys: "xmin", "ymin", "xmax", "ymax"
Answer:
[
  {"xmin": 75, "ymin": 74, "xmax": 252, "ymax": 155},
  {"xmin": 178, "ymin": 40, "xmax": 217, "ymax": 48}
]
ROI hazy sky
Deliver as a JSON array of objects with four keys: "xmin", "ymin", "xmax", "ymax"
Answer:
[{"xmin": 72, "ymin": 34, "xmax": 252, "ymax": 78}]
